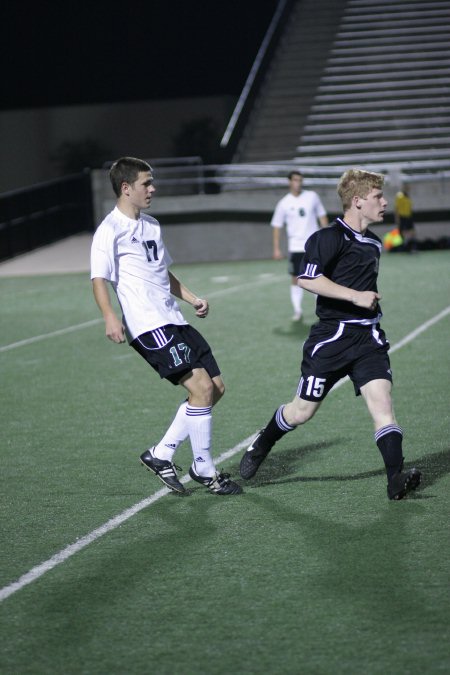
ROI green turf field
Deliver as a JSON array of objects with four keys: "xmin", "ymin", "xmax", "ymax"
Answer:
[{"xmin": 1, "ymin": 252, "xmax": 449, "ymax": 674}]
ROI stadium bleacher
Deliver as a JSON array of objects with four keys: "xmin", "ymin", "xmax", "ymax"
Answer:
[
  {"xmin": 235, "ymin": 0, "xmax": 450, "ymax": 176},
  {"xmin": 1, "ymin": 0, "xmax": 449, "ymax": 265}
]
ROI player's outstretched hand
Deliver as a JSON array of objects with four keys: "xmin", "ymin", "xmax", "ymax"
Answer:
[{"xmin": 193, "ymin": 297, "xmax": 209, "ymax": 318}]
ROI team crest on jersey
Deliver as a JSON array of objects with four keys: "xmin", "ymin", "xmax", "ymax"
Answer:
[{"xmin": 298, "ymin": 208, "xmax": 306, "ymax": 217}]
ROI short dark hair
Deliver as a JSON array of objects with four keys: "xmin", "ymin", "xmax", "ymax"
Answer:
[
  {"xmin": 288, "ymin": 170, "xmax": 303, "ymax": 180},
  {"xmin": 109, "ymin": 157, "xmax": 152, "ymax": 197}
]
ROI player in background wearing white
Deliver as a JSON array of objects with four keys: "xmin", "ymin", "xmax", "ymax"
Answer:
[
  {"xmin": 91, "ymin": 157, "xmax": 241, "ymax": 495},
  {"xmin": 272, "ymin": 171, "xmax": 328, "ymax": 321}
]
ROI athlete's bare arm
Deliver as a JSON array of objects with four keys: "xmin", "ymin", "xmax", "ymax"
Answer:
[
  {"xmin": 92, "ymin": 277, "xmax": 126, "ymax": 342},
  {"xmin": 298, "ymin": 275, "xmax": 380, "ymax": 310},
  {"xmin": 168, "ymin": 270, "xmax": 209, "ymax": 318}
]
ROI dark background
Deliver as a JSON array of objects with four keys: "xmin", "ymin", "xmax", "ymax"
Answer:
[{"xmin": 3, "ymin": 1, "xmax": 279, "ymax": 110}]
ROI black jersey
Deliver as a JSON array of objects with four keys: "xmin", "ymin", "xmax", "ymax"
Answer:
[{"xmin": 298, "ymin": 217, "xmax": 383, "ymax": 323}]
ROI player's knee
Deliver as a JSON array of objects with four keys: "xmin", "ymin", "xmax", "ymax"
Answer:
[
  {"xmin": 291, "ymin": 410, "xmax": 314, "ymax": 426},
  {"xmin": 213, "ymin": 380, "xmax": 225, "ymax": 404},
  {"xmin": 195, "ymin": 375, "xmax": 214, "ymax": 404},
  {"xmin": 285, "ymin": 398, "xmax": 318, "ymax": 426}
]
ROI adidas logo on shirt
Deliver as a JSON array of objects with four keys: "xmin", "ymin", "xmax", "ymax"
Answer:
[{"xmin": 131, "ymin": 237, "xmax": 139, "ymax": 243}]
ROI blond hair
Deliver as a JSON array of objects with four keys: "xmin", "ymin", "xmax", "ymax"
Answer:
[{"xmin": 337, "ymin": 169, "xmax": 384, "ymax": 211}]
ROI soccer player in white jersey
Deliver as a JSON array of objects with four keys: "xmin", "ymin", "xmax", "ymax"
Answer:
[
  {"xmin": 271, "ymin": 170, "xmax": 328, "ymax": 321},
  {"xmin": 91, "ymin": 157, "xmax": 241, "ymax": 495},
  {"xmin": 241, "ymin": 169, "xmax": 421, "ymax": 501}
]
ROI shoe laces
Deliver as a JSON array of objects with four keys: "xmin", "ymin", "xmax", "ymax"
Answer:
[
  {"xmin": 158, "ymin": 461, "xmax": 182, "ymax": 476},
  {"xmin": 211, "ymin": 472, "xmax": 231, "ymax": 488},
  {"xmin": 167, "ymin": 462, "xmax": 182, "ymax": 474}
]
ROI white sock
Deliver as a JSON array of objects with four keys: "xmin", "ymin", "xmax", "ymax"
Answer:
[
  {"xmin": 290, "ymin": 285, "xmax": 303, "ymax": 314},
  {"xmin": 186, "ymin": 405, "xmax": 216, "ymax": 477},
  {"xmin": 153, "ymin": 401, "xmax": 188, "ymax": 461}
]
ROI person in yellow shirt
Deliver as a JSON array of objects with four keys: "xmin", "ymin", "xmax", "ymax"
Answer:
[{"xmin": 394, "ymin": 184, "xmax": 418, "ymax": 252}]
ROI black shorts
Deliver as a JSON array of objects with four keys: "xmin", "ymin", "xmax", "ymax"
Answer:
[
  {"xmin": 288, "ymin": 252, "xmax": 305, "ymax": 277},
  {"xmin": 131, "ymin": 324, "xmax": 221, "ymax": 385},
  {"xmin": 297, "ymin": 321, "xmax": 392, "ymax": 401}
]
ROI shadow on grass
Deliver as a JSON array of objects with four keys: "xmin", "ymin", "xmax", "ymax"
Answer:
[
  {"xmin": 272, "ymin": 320, "xmax": 312, "ymax": 341},
  {"xmin": 136, "ymin": 444, "xmax": 450, "ymax": 498},
  {"xmin": 179, "ymin": 441, "xmax": 337, "ymax": 495},
  {"xmin": 232, "ymin": 443, "xmax": 450, "ymax": 498},
  {"xmin": 234, "ymin": 440, "xmax": 385, "ymax": 489},
  {"xmin": 415, "ymin": 446, "xmax": 450, "ymax": 490}
]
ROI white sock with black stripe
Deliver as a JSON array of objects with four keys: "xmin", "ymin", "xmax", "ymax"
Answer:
[{"xmin": 186, "ymin": 405, "xmax": 215, "ymax": 477}]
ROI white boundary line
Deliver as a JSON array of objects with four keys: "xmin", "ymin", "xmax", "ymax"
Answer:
[
  {"xmin": 0, "ymin": 319, "xmax": 102, "ymax": 353},
  {"xmin": 0, "ymin": 275, "xmax": 284, "ymax": 353},
  {"xmin": 0, "ymin": 435, "xmax": 254, "ymax": 603},
  {"xmin": 1, "ymin": 304, "xmax": 449, "ymax": 603},
  {"xmin": 388, "ymin": 305, "xmax": 450, "ymax": 354}
]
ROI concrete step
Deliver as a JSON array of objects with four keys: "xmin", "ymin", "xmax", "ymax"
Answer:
[
  {"xmin": 343, "ymin": 1, "xmax": 450, "ymax": 14},
  {"xmin": 341, "ymin": 9, "xmax": 450, "ymax": 24},
  {"xmin": 314, "ymin": 87, "xmax": 450, "ymax": 103},
  {"xmin": 328, "ymin": 47, "xmax": 450, "ymax": 64},
  {"xmin": 310, "ymin": 97, "xmax": 450, "ymax": 113},
  {"xmin": 321, "ymin": 67, "xmax": 450, "ymax": 83},
  {"xmin": 307, "ymin": 108, "xmax": 450, "ymax": 123},
  {"xmin": 336, "ymin": 24, "xmax": 450, "ymax": 40},
  {"xmin": 317, "ymin": 77, "xmax": 450, "ymax": 92},
  {"xmin": 301, "ymin": 128, "xmax": 450, "ymax": 143},
  {"xmin": 294, "ymin": 150, "xmax": 450, "ymax": 164},
  {"xmin": 304, "ymin": 115, "xmax": 450, "ymax": 130},
  {"xmin": 298, "ymin": 137, "xmax": 450, "ymax": 153}
]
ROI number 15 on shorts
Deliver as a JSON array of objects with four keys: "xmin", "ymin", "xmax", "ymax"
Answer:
[{"xmin": 305, "ymin": 376, "xmax": 326, "ymax": 398}]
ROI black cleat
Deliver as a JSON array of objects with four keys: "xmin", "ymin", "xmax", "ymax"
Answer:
[
  {"xmin": 188, "ymin": 466, "xmax": 242, "ymax": 495},
  {"xmin": 387, "ymin": 468, "xmax": 422, "ymax": 500},
  {"xmin": 140, "ymin": 448, "xmax": 186, "ymax": 493},
  {"xmin": 239, "ymin": 430, "xmax": 270, "ymax": 480}
]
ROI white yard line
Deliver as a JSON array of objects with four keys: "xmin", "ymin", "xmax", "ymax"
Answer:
[
  {"xmin": 0, "ymin": 274, "xmax": 283, "ymax": 353},
  {"xmin": 0, "ymin": 319, "xmax": 103, "ymax": 353},
  {"xmin": 1, "ymin": 304, "xmax": 449, "ymax": 603},
  {"xmin": 0, "ymin": 435, "xmax": 255, "ymax": 603},
  {"xmin": 388, "ymin": 305, "xmax": 450, "ymax": 354}
]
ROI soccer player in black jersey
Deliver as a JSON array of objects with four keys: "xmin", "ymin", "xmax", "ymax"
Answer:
[{"xmin": 240, "ymin": 168, "xmax": 421, "ymax": 500}]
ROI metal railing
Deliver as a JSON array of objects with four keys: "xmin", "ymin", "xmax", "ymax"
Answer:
[
  {"xmin": 0, "ymin": 171, "xmax": 94, "ymax": 262},
  {"xmin": 219, "ymin": 0, "xmax": 294, "ymax": 159},
  {"xmin": 102, "ymin": 156, "xmax": 207, "ymax": 195},
  {"xmin": 137, "ymin": 159, "xmax": 450, "ymax": 194}
]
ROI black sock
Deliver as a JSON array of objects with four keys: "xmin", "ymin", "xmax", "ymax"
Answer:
[
  {"xmin": 256, "ymin": 406, "xmax": 296, "ymax": 454},
  {"xmin": 375, "ymin": 425, "xmax": 404, "ymax": 481}
]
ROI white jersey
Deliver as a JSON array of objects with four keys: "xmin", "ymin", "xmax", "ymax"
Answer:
[
  {"xmin": 271, "ymin": 190, "xmax": 327, "ymax": 252},
  {"xmin": 90, "ymin": 206, "xmax": 187, "ymax": 340}
]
